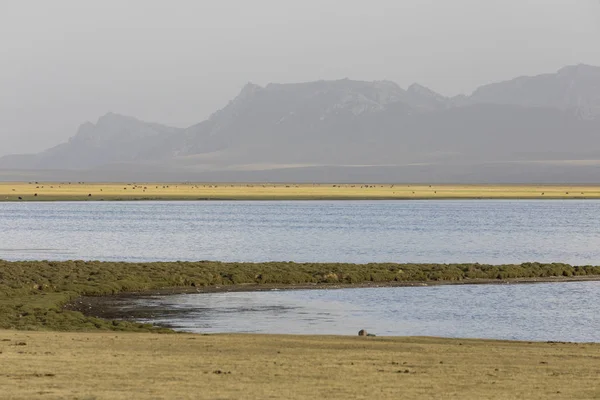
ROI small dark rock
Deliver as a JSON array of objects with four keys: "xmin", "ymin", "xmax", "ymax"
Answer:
[{"xmin": 213, "ymin": 370, "xmax": 231, "ymax": 375}]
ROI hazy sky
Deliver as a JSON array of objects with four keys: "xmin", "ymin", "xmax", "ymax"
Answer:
[{"xmin": 1, "ymin": 0, "xmax": 599, "ymax": 156}]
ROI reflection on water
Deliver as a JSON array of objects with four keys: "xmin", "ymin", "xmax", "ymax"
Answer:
[
  {"xmin": 133, "ymin": 282, "xmax": 600, "ymax": 342},
  {"xmin": 2, "ymin": 200, "xmax": 600, "ymax": 264}
]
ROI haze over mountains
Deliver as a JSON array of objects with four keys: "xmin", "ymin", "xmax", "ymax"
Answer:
[{"xmin": 2, "ymin": 64, "xmax": 600, "ymax": 183}]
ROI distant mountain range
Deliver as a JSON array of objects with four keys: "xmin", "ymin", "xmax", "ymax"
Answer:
[{"xmin": 2, "ymin": 64, "xmax": 600, "ymax": 183}]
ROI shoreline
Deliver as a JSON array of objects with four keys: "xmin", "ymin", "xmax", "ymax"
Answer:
[
  {"xmin": 5, "ymin": 196, "xmax": 600, "ymax": 202},
  {"xmin": 65, "ymin": 275, "xmax": 600, "ymax": 324},
  {"xmin": 90, "ymin": 273, "xmax": 600, "ymax": 296},
  {"xmin": 4, "ymin": 182, "xmax": 600, "ymax": 201},
  {"xmin": 3, "ymin": 195, "xmax": 600, "ymax": 202}
]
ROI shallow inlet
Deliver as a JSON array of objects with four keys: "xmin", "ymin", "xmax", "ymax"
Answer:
[{"xmin": 121, "ymin": 281, "xmax": 600, "ymax": 342}]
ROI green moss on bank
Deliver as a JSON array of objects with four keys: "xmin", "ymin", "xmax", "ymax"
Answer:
[{"xmin": 1, "ymin": 260, "xmax": 599, "ymax": 332}]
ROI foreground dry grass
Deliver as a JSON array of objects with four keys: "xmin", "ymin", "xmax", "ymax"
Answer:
[
  {"xmin": 1, "ymin": 331, "xmax": 599, "ymax": 400},
  {"xmin": 3, "ymin": 182, "xmax": 600, "ymax": 200}
]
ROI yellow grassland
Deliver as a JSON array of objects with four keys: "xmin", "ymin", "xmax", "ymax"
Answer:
[
  {"xmin": 1, "ymin": 330, "xmax": 598, "ymax": 400},
  {"xmin": 2, "ymin": 182, "xmax": 600, "ymax": 200}
]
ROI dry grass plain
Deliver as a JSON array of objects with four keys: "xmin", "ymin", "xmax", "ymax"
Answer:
[
  {"xmin": 3, "ymin": 182, "xmax": 600, "ymax": 200},
  {"xmin": 1, "ymin": 330, "xmax": 599, "ymax": 400}
]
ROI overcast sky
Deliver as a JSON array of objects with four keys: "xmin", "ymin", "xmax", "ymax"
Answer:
[{"xmin": 1, "ymin": 0, "xmax": 599, "ymax": 156}]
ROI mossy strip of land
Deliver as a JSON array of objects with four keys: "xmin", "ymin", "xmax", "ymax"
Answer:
[{"xmin": 1, "ymin": 260, "xmax": 599, "ymax": 332}]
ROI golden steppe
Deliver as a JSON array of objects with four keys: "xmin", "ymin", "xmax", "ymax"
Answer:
[
  {"xmin": 2, "ymin": 182, "xmax": 600, "ymax": 200},
  {"xmin": 1, "ymin": 330, "xmax": 599, "ymax": 400}
]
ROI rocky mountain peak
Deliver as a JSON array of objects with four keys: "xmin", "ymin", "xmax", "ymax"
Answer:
[
  {"xmin": 209, "ymin": 78, "xmax": 410, "ymax": 126},
  {"xmin": 557, "ymin": 63, "xmax": 600, "ymax": 78},
  {"xmin": 407, "ymin": 83, "xmax": 436, "ymax": 95},
  {"xmin": 406, "ymin": 83, "xmax": 449, "ymax": 109},
  {"xmin": 237, "ymin": 82, "xmax": 263, "ymax": 99},
  {"xmin": 466, "ymin": 64, "xmax": 600, "ymax": 118},
  {"xmin": 96, "ymin": 112, "xmax": 139, "ymax": 126}
]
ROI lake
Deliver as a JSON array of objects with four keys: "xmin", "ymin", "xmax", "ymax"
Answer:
[
  {"xmin": 126, "ymin": 281, "xmax": 600, "ymax": 342},
  {"xmin": 2, "ymin": 200, "xmax": 600, "ymax": 264}
]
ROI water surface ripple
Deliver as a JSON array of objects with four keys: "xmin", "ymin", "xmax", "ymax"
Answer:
[{"xmin": 2, "ymin": 200, "xmax": 600, "ymax": 263}]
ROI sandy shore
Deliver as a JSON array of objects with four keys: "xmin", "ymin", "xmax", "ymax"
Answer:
[{"xmin": 1, "ymin": 330, "xmax": 598, "ymax": 400}]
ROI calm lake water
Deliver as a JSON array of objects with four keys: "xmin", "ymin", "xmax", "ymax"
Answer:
[
  {"xmin": 2, "ymin": 200, "xmax": 600, "ymax": 264},
  {"xmin": 130, "ymin": 281, "xmax": 600, "ymax": 342}
]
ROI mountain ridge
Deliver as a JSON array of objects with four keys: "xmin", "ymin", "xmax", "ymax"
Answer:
[{"xmin": 2, "ymin": 64, "xmax": 600, "ymax": 183}]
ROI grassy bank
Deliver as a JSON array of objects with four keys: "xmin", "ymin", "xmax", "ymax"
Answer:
[
  {"xmin": 1, "ymin": 330, "xmax": 599, "ymax": 399},
  {"xmin": 1, "ymin": 260, "xmax": 600, "ymax": 331},
  {"xmin": 3, "ymin": 182, "xmax": 600, "ymax": 200}
]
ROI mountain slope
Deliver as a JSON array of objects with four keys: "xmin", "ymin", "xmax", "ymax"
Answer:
[
  {"xmin": 0, "ymin": 113, "xmax": 183, "ymax": 170},
  {"xmin": 464, "ymin": 64, "xmax": 600, "ymax": 118}
]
